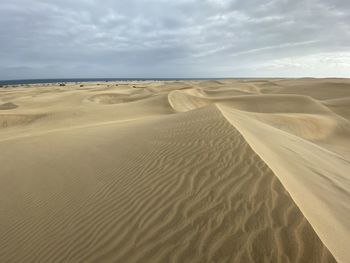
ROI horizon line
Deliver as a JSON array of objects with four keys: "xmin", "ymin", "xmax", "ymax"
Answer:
[{"xmin": 1, "ymin": 76, "xmax": 349, "ymax": 84}]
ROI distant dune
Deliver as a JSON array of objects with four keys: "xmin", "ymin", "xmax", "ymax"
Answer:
[{"xmin": 0, "ymin": 78, "xmax": 349, "ymax": 262}]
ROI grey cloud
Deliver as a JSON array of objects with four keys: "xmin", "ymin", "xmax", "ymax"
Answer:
[{"xmin": 0, "ymin": 0, "xmax": 349, "ymax": 79}]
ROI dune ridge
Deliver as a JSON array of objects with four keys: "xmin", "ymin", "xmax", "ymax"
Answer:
[
  {"xmin": 217, "ymin": 105, "xmax": 350, "ymax": 263},
  {"xmin": 0, "ymin": 78, "xmax": 349, "ymax": 262}
]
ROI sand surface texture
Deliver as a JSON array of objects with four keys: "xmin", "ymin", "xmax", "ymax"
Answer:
[{"xmin": 0, "ymin": 79, "xmax": 349, "ymax": 262}]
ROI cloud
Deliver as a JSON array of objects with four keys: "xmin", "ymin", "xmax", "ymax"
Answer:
[{"xmin": 0, "ymin": 0, "xmax": 349, "ymax": 79}]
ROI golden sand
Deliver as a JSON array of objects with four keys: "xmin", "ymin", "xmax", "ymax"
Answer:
[{"xmin": 1, "ymin": 78, "xmax": 349, "ymax": 262}]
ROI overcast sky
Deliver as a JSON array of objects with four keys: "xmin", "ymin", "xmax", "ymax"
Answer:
[{"xmin": 0, "ymin": 0, "xmax": 349, "ymax": 79}]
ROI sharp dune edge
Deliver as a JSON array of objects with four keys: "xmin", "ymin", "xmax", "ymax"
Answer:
[{"xmin": 0, "ymin": 79, "xmax": 349, "ymax": 262}]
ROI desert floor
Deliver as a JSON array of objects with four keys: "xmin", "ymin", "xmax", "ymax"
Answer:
[{"xmin": 0, "ymin": 78, "xmax": 349, "ymax": 262}]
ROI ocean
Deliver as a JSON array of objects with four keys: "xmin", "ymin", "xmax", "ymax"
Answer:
[{"xmin": 0, "ymin": 78, "xmax": 227, "ymax": 86}]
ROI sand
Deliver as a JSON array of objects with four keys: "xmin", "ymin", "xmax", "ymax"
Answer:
[{"xmin": 0, "ymin": 78, "xmax": 349, "ymax": 262}]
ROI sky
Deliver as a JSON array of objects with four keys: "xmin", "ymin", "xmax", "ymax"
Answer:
[{"xmin": 0, "ymin": 0, "xmax": 349, "ymax": 79}]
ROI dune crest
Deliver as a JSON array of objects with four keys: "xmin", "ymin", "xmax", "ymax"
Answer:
[{"xmin": 218, "ymin": 105, "xmax": 350, "ymax": 263}]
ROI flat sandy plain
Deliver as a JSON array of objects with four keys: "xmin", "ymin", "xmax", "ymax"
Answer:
[{"xmin": 0, "ymin": 78, "xmax": 349, "ymax": 262}]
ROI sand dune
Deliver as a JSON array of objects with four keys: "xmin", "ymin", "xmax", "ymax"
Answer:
[
  {"xmin": 0, "ymin": 113, "xmax": 46, "ymax": 129},
  {"xmin": 218, "ymin": 105, "xmax": 350, "ymax": 263},
  {"xmin": 0, "ymin": 102, "xmax": 18, "ymax": 110},
  {"xmin": 0, "ymin": 79, "xmax": 349, "ymax": 262},
  {"xmin": 88, "ymin": 92, "xmax": 153, "ymax": 104},
  {"xmin": 322, "ymin": 97, "xmax": 350, "ymax": 121}
]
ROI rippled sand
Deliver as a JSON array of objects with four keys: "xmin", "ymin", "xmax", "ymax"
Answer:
[{"xmin": 1, "ymin": 78, "xmax": 349, "ymax": 262}]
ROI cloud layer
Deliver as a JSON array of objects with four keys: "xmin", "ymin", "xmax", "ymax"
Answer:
[{"xmin": 1, "ymin": 0, "xmax": 349, "ymax": 79}]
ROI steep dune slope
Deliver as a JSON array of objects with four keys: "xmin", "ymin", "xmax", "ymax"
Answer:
[
  {"xmin": 169, "ymin": 88, "xmax": 350, "ymax": 152},
  {"xmin": 218, "ymin": 105, "xmax": 350, "ymax": 263},
  {"xmin": 168, "ymin": 81, "xmax": 350, "ymax": 262}
]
